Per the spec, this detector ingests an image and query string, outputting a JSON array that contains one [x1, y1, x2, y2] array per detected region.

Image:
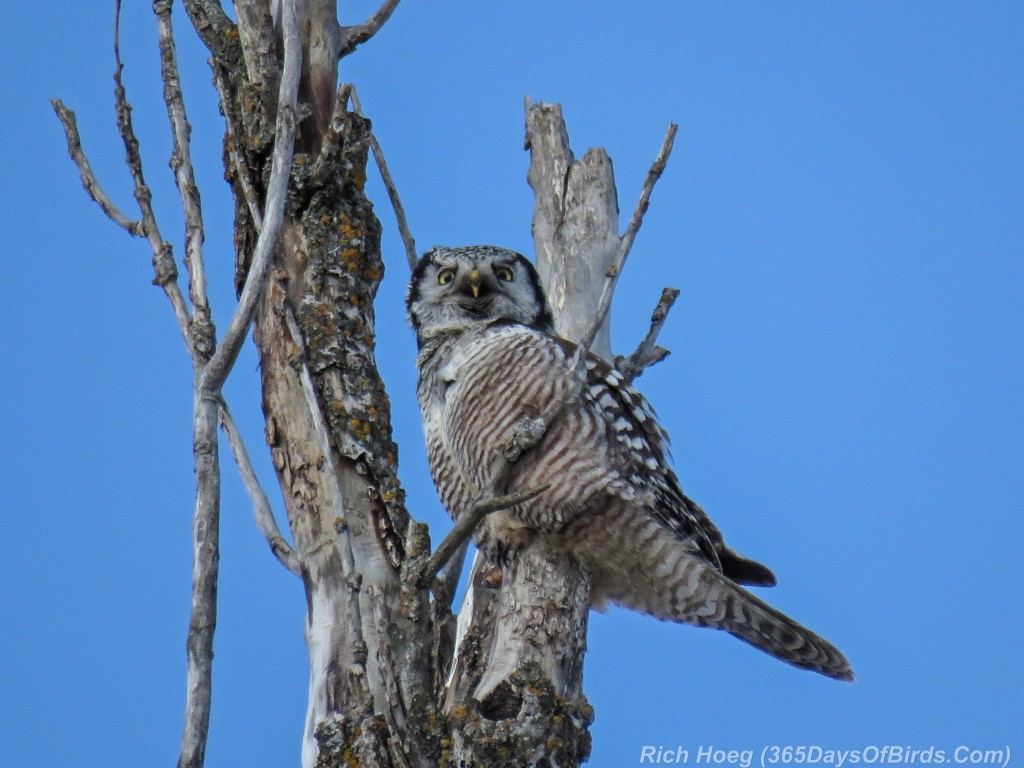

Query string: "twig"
[[199, 0, 301, 395], [218, 399, 301, 576], [350, 87, 418, 269], [337, 0, 403, 59], [283, 304, 371, 692], [420, 486, 550, 588], [50, 100, 143, 236], [616, 287, 680, 382], [567, 123, 678, 381], [112, 0, 193, 343], [155, 0, 209, 319], [212, 66, 263, 231]]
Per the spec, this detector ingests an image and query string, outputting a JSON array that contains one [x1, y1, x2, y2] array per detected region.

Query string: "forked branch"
[[569, 122, 678, 379], [617, 286, 680, 382]]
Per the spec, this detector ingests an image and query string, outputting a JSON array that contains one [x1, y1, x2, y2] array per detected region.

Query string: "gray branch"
[[178, 391, 221, 768], [155, 0, 212, 336], [234, 0, 278, 84], [284, 304, 371, 691], [198, 0, 301, 395], [112, 0, 193, 344], [180, 0, 238, 61], [50, 100, 143, 236], [337, 0, 403, 58], [569, 122, 678, 379], [218, 399, 301, 576], [350, 86, 418, 269], [212, 67, 264, 230], [616, 286, 680, 382], [419, 486, 550, 588]]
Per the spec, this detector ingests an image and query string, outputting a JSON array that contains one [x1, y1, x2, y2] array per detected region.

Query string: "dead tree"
[[53, 3, 677, 766]]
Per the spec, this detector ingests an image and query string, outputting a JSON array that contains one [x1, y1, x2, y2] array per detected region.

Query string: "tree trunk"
[[216, 16, 623, 757], [60, 4, 648, 765]]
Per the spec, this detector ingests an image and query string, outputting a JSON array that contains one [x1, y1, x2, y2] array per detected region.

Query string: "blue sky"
[[2, 2, 1022, 766]]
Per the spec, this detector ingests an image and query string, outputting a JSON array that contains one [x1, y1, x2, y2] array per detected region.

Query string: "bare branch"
[[616, 286, 680, 382], [283, 304, 371, 689], [198, 0, 302, 395], [50, 100, 143, 236], [420, 486, 550, 588], [112, 0, 193, 344], [218, 399, 302, 576], [155, 0, 209, 319], [350, 86, 418, 269], [434, 539, 469, 611], [233, 0, 279, 84], [569, 122, 678, 377], [178, 393, 221, 768], [212, 67, 263, 230], [180, 0, 238, 61], [338, 0, 402, 59]]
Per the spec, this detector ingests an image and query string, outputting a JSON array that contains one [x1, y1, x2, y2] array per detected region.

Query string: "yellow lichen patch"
[[453, 706, 468, 719], [361, 265, 383, 281], [339, 249, 360, 274], [348, 418, 372, 441], [339, 222, 360, 239]]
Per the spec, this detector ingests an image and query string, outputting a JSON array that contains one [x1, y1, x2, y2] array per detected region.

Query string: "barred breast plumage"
[[407, 245, 853, 681]]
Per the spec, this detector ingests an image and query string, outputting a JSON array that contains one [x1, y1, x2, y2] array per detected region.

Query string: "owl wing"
[[550, 337, 777, 587], [440, 321, 772, 586], [436, 322, 852, 680]]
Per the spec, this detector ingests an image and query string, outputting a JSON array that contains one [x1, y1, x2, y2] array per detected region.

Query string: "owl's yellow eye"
[[494, 266, 514, 282], [437, 268, 456, 285]]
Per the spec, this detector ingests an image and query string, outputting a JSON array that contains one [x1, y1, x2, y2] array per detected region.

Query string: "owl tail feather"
[[600, 547, 853, 681], [708, 573, 855, 682]]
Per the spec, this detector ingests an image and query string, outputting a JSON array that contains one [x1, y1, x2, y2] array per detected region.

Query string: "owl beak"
[[468, 269, 482, 298]]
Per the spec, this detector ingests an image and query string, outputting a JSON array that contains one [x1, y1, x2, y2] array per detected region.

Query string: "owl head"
[[406, 246, 554, 345]]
